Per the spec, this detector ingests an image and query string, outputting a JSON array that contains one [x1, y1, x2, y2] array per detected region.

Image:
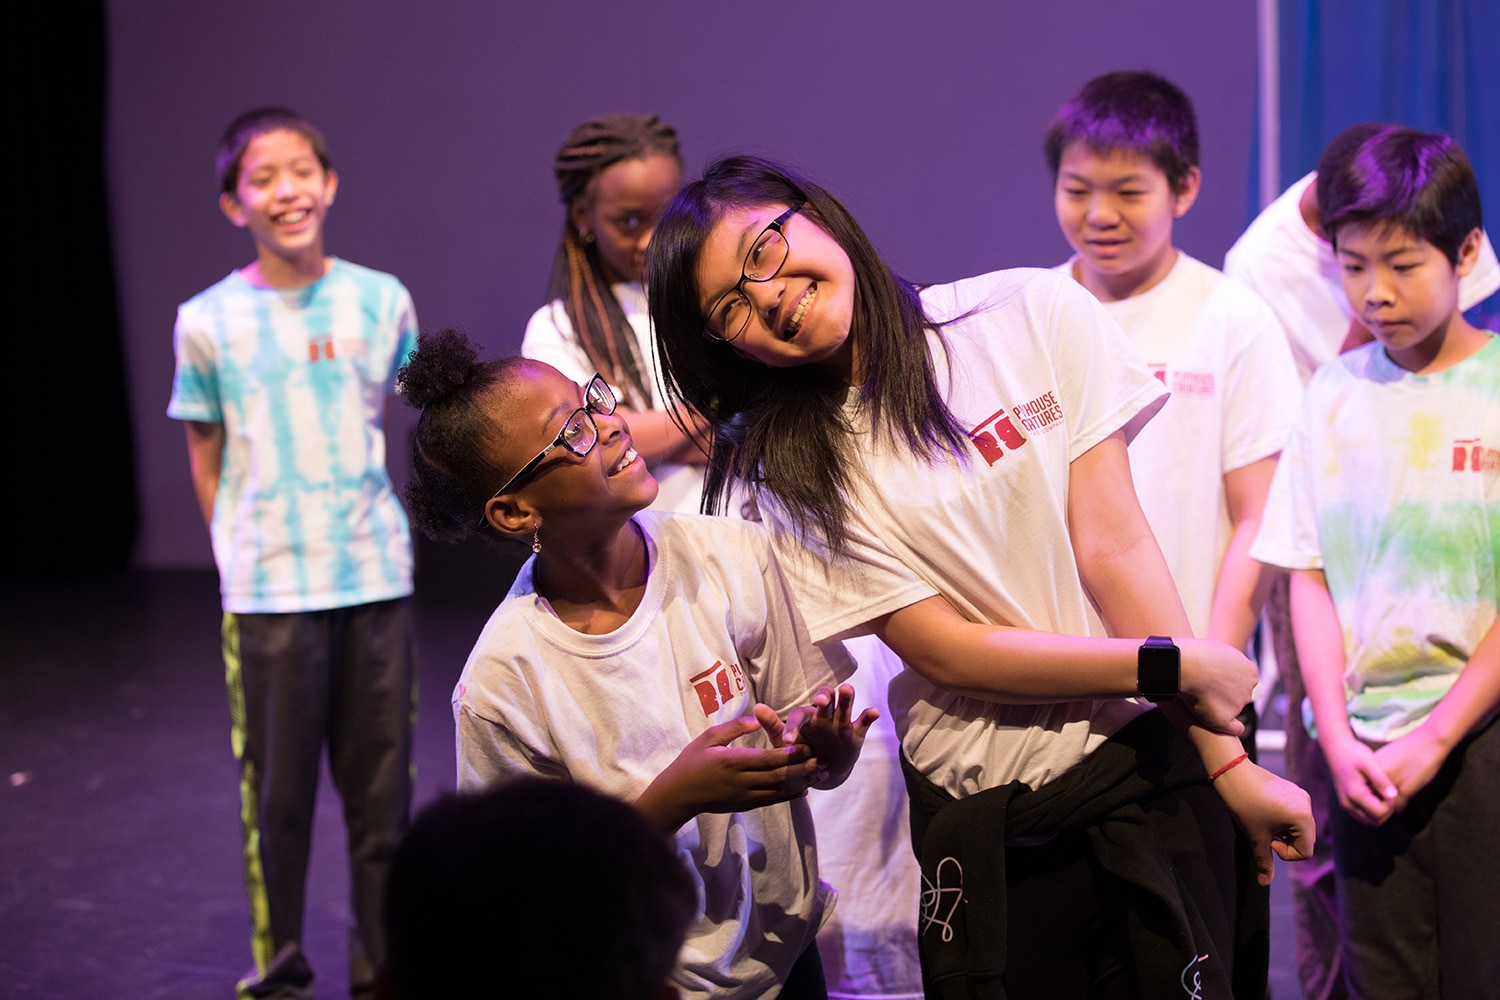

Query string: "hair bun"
[[398, 328, 482, 409]]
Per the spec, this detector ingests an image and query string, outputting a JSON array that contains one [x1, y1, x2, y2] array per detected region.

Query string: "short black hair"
[[383, 778, 697, 999], [1043, 70, 1199, 192], [1320, 125, 1483, 265], [215, 106, 332, 194]]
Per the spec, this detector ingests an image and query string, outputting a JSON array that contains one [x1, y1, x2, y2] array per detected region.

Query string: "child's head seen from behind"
[[382, 778, 697, 1000], [1044, 70, 1201, 301], [1321, 126, 1485, 372], [215, 107, 338, 286]]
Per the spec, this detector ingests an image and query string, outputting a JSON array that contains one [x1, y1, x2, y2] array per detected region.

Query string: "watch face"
[[1138, 638, 1181, 702]]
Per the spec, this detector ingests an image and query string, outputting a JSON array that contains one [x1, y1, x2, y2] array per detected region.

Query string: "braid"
[[553, 113, 679, 204], [544, 113, 681, 411], [562, 236, 644, 409]]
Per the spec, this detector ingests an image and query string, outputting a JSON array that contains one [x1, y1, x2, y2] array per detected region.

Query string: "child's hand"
[[1210, 760, 1315, 886], [1177, 638, 1259, 736], [634, 714, 822, 833], [1372, 728, 1447, 812], [755, 684, 879, 790], [1324, 737, 1398, 826]]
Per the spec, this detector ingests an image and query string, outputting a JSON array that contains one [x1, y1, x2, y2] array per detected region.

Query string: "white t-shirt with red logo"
[[760, 268, 1167, 795], [1057, 252, 1303, 638], [454, 509, 850, 1000]]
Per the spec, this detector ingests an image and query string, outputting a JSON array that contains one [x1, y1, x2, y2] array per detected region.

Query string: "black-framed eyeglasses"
[[702, 202, 804, 343], [482, 374, 616, 519]]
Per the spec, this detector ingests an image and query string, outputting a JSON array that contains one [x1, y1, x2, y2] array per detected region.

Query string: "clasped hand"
[[1327, 728, 1445, 827], [1177, 637, 1261, 736], [638, 684, 878, 832]]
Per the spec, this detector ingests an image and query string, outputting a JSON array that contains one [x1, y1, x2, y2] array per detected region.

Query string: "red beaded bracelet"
[[1207, 752, 1250, 782]]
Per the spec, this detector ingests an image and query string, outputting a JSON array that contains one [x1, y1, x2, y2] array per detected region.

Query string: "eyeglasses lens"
[[560, 411, 596, 457], [717, 232, 790, 341], [586, 376, 616, 415], [745, 230, 787, 280]]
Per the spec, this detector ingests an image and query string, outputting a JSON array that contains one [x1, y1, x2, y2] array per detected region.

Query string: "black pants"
[[223, 599, 416, 999], [1330, 713, 1500, 1000], [779, 942, 829, 1000]]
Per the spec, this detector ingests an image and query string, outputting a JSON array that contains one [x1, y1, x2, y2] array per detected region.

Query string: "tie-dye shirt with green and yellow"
[[1251, 335, 1500, 743]]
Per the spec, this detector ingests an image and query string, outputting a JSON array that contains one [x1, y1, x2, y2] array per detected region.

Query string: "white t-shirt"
[[1224, 172, 1500, 383], [807, 634, 923, 1000], [527, 284, 915, 998], [454, 510, 850, 1000], [761, 269, 1166, 795], [1250, 336, 1500, 743], [1057, 252, 1302, 637], [522, 282, 705, 513]]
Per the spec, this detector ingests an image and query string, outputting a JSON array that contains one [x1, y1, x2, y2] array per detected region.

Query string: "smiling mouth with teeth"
[[609, 447, 638, 475], [785, 283, 817, 339]]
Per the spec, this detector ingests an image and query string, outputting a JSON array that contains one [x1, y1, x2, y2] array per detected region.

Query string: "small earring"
[[579, 230, 595, 245], [531, 525, 542, 555]]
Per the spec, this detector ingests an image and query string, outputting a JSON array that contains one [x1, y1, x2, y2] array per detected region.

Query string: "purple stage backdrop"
[[109, 0, 1260, 569]]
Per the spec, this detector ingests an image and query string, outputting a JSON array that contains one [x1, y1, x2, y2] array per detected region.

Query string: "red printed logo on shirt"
[[1168, 370, 1216, 397], [689, 660, 747, 717], [969, 405, 1029, 466], [308, 336, 335, 362], [1453, 439, 1500, 473], [307, 336, 370, 363]]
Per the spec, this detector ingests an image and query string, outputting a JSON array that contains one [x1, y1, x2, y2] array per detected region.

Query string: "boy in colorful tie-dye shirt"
[[1251, 126, 1500, 999], [167, 107, 418, 1000]]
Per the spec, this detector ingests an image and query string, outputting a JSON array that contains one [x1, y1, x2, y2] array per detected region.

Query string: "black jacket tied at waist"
[[902, 709, 1268, 999]]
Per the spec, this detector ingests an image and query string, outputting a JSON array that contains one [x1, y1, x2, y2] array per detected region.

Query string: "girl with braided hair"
[[522, 112, 710, 513], [399, 327, 878, 1000]]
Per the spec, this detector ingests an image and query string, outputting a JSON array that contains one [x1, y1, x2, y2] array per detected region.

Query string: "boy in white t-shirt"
[[1251, 126, 1500, 999], [1045, 71, 1301, 730]]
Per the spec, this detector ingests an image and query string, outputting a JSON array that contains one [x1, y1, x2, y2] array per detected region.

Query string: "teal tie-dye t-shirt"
[[167, 259, 418, 614], [1252, 335, 1500, 742]]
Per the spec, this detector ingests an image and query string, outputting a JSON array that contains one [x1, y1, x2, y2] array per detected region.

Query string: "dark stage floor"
[[0, 569, 1299, 999]]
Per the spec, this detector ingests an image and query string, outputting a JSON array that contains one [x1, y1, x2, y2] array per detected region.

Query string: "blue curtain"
[[1261, 0, 1500, 319]]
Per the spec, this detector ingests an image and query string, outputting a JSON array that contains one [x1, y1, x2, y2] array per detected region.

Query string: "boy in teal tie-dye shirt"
[[1251, 126, 1500, 999], [167, 108, 417, 1000]]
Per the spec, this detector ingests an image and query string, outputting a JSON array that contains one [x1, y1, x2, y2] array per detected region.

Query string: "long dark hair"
[[546, 113, 681, 410], [646, 156, 967, 552]]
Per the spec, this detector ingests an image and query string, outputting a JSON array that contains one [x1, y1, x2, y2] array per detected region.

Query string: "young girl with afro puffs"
[[398, 328, 877, 1000]]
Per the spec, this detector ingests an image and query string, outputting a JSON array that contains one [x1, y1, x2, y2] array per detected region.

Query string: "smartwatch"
[[1137, 635, 1180, 703]]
